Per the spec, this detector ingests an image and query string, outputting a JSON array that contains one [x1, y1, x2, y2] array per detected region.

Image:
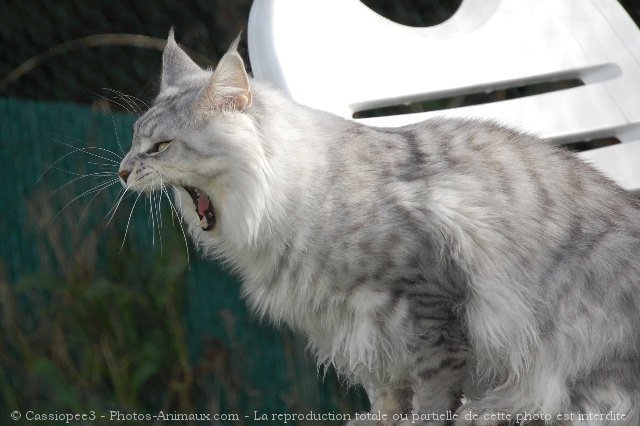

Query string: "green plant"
[[0, 190, 196, 424]]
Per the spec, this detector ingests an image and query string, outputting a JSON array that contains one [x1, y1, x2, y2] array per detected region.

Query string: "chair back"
[[249, 0, 640, 191]]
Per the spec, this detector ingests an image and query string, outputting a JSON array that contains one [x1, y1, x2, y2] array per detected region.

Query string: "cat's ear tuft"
[[228, 31, 242, 53], [199, 34, 252, 113], [168, 27, 176, 44], [161, 28, 202, 90]]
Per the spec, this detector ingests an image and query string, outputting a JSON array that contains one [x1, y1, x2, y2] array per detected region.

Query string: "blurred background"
[[1, 1, 639, 425]]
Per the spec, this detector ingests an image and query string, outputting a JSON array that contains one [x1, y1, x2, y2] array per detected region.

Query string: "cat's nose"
[[118, 169, 130, 183]]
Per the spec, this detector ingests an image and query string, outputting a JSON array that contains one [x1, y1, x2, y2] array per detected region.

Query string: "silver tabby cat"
[[118, 32, 640, 425]]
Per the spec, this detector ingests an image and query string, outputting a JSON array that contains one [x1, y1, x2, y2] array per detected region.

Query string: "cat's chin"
[[183, 186, 216, 231]]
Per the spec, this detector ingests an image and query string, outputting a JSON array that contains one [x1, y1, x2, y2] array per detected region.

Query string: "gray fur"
[[118, 35, 640, 425]]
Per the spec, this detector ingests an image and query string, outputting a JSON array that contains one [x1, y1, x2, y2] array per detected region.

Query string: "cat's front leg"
[[347, 385, 413, 426], [404, 342, 468, 426]]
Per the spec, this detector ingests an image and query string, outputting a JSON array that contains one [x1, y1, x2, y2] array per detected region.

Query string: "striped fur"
[[118, 35, 640, 425]]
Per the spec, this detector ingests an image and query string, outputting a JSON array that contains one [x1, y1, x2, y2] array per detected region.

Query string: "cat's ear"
[[161, 28, 202, 89], [199, 33, 252, 112]]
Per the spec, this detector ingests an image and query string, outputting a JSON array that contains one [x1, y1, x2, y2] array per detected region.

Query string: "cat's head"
[[118, 30, 267, 242]]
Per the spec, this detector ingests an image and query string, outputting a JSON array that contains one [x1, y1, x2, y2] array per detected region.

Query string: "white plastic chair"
[[248, 0, 640, 193]]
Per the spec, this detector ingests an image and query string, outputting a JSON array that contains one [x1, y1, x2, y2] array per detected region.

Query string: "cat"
[[117, 31, 640, 425]]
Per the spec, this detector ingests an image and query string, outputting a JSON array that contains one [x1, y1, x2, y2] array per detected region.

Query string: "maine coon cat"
[[117, 31, 640, 425]]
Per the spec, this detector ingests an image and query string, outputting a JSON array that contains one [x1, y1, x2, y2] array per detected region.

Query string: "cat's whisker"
[[119, 183, 148, 253], [79, 178, 120, 221], [47, 141, 122, 172], [158, 178, 165, 231], [53, 178, 119, 223], [104, 188, 134, 224], [114, 92, 142, 115], [86, 161, 118, 168], [144, 170, 157, 249], [148, 190, 162, 252], [77, 88, 129, 155], [162, 184, 190, 269], [107, 106, 126, 156], [91, 90, 136, 116], [174, 184, 184, 212], [105, 189, 131, 224], [121, 94, 144, 116], [155, 182, 161, 233], [155, 188, 164, 255], [52, 171, 117, 195], [115, 92, 142, 115], [163, 183, 177, 228], [147, 192, 155, 248], [103, 88, 150, 111], [152, 191, 159, 253], [101, 88, 146, 115], [154, 192, 160, 251], [104, 175, 146, 225], [36, 145, 119, 185], [51, 134, 124, 161], [43, 163, 105, 178], [52, 139, 122, 163]]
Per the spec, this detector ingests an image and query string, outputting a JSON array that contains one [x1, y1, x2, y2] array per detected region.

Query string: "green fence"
[[0, 97, 368, 424]]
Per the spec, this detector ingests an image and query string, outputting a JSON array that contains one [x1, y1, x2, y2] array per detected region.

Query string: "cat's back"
[[338, 116, 640, 287], [389, 118, 640, 306], [380, 117, 640, 224], [313, 115, 640, 282]]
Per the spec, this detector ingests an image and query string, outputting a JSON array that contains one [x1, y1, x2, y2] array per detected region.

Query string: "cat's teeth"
[[200, 216, 208, 229]]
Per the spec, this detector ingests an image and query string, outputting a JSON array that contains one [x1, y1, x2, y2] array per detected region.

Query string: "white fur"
[[118, 36, 640, 425]]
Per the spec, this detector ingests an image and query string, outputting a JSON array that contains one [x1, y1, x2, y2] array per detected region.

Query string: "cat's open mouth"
[[184, 186, 215, 231]]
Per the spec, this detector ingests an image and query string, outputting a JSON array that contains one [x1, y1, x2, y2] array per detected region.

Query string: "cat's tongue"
[[197, 193, 210, 218], [183, 185, 215, 231]]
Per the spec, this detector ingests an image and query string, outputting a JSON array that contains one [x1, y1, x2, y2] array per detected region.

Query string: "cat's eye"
[[148, 140, 172, 154]]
